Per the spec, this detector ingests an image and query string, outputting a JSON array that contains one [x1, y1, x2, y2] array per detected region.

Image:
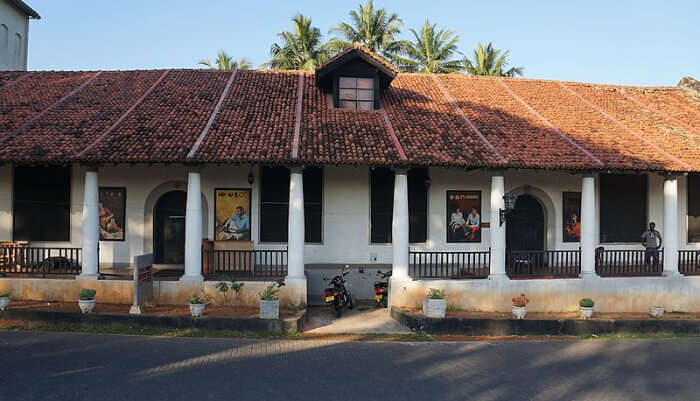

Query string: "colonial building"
[[0, 0, 40, 71], [0, 45, 699, 312]]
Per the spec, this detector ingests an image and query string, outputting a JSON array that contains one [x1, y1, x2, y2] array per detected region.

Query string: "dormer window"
[[339, 77, 375, 110]]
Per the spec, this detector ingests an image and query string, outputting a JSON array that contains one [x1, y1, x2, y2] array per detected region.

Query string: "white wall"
[[0, 165, 695, 266], [0, 0, 29, 71]]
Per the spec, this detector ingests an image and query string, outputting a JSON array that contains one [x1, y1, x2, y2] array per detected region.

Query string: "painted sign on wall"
[[99, 187, 126, 241], [446, 190, 482, 243], [563, 192, 582, 242], [215, 188, 251, 241]]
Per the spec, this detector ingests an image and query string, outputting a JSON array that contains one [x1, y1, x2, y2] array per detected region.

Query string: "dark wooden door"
[[506, 194, 545, 252], [154, 191, 186, 264]]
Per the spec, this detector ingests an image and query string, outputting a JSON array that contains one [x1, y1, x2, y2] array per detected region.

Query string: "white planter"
[[650, 306, 665, 319], [579, 306, 594, 320], [78, 299, 95, 314], [0, 296, 11, 311], [260, 299, 279, 319], [423, 298, 446, 318], [512, 306, 527, 320], [189, 303, 205, 317]]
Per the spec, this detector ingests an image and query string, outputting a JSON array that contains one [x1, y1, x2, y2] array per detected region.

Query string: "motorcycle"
[[373, 270, 391, 308], [322, 265, 355, 317]]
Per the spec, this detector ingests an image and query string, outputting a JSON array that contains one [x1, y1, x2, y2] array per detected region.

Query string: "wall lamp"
[[499, 192, 518, 226]]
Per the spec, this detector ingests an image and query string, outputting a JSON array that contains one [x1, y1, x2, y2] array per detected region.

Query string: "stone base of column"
[[488, 273, 509, 281], [179, 275, 204, 282], [76, 273, 100, 281], [282, 277, 307, 307], [579, 271, 599, 280], [663, 270, 682, 278]]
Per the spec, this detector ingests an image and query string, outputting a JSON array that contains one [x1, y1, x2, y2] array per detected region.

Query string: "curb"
[[391, 309, 700, 336], [0, 309, 305, 334]]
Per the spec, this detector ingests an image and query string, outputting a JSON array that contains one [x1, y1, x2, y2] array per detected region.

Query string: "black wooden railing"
[[506, 249, 581, 278], [679, 250, 700, 275], [0, 246, 82, 276], [595, 248, 663, 276], [202, 249, 287, 278], [409, 250, 490, 279]]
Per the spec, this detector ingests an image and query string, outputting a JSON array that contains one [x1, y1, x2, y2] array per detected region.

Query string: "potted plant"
[[511, 293, 529, 319], [259, 281, 283, 319], [0, 292, 11, 311], [188, 292, 213, 317], [650, 306, 665, 319], [78, 289, 96, 314], [423, 288, 447, 318], [579, 298, 595, 319]]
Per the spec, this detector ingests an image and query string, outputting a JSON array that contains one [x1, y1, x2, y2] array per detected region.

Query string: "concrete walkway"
[[304, 304, 411, 334]]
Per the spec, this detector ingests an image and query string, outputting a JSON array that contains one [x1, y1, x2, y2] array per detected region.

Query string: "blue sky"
[[26, 0, 699, 86]]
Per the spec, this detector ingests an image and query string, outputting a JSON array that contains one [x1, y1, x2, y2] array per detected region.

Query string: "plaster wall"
[[0, 0, 29, 71]]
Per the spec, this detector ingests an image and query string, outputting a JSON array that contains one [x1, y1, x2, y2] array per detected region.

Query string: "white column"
[[182, 170, 203, 281], [580, 174, 597, 277], [79, 168, 99, 278], [287, 167, 305, 280], [489, 174, 507, 279], [663, 175, 679, 276], [391, 169, 409, 280]]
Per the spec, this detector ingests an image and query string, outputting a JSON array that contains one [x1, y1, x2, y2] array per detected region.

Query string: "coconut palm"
[[462, 42, 523, 77], [266, 14, 331, 70], [199, 50, 252, 70], [328, 0, 404, 61], [400, 21, 462, 73]]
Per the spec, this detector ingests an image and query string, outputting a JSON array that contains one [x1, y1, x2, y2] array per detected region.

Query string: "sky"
[[24, 0, 699, 86]]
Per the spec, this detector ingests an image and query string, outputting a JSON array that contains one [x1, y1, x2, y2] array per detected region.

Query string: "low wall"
[[0, 277, 307, 308], [390, 275, 700, 313]]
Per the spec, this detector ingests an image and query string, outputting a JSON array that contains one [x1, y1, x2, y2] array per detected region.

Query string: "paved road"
[[1, 331, 698, 401]]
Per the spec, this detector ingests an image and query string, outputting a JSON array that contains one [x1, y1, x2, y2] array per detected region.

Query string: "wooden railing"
[[202, 249, 287, 278], [679, 250, 700, 275], [595, 248, 663, 276], [506, 249, 581, 278], [409, 250, 490, 279], [0, 246, 82, 276]]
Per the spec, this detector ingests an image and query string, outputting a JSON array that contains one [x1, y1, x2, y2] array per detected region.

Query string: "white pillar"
[[663, 175, 679, 276], [182, 170, 203, 281], [489, 174, 507, 279], [287, 167, 305, 280], [391, 169, 409, 280], [580, 174, 597, 277], [79, 168, 99, 279]]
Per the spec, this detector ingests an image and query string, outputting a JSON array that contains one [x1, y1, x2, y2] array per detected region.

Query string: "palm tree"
[[400, 21, 462, 73], [328, 0, 404, 61], [462, 42, 523, 77], [199, 50, 252, 70], [266, 14, 331, 71]]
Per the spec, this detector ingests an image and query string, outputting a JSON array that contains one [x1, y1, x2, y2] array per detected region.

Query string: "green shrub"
[[260, 282, 282, 300], [79, 288, 96, 301], [426, 288, 446, 299], [215, 275, 245, 308], [579, 298, 595, 308], [189, 292, 213, 305]]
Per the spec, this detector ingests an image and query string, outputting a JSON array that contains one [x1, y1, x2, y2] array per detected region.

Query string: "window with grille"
[[599, 173, 647, 243], [688, 173, 700, 243], [338, 77, 375, 110], [13, 166, 71, 241]]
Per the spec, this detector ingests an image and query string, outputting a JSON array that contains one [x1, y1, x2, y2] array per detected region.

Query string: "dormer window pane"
[[338, 76, 375, 110]]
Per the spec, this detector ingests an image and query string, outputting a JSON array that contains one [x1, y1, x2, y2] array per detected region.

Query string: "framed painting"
[[446, 191, 482, 243], [563, 192, 582, 242], [99, 187, 126, 241], [215, 188, 251, 241]]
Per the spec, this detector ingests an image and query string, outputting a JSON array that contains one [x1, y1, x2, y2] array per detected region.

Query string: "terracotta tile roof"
[[317, 42, 400, 77], [0, 69, 698, 172]]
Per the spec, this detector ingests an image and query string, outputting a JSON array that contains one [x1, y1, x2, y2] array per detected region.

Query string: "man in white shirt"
[[641, 222, 663, 268]]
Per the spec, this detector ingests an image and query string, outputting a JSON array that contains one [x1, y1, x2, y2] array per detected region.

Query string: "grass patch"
[[579, 332, 700, 340]]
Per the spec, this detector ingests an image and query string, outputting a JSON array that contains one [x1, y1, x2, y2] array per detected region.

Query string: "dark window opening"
[[688, 173, 700, 243], [599, 174, 647, 243], [338, 77, 375, 110], [370, 168, 429, 244], [259, 166, 323, 243], [13, 165, 71, 242]]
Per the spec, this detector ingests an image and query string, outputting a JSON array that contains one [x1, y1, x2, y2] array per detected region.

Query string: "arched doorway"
[[506, 194, 545, 252], [153, 191, 187, 265]]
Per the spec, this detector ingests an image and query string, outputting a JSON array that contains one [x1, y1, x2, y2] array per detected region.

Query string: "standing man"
[[641, 222, 663, 268]]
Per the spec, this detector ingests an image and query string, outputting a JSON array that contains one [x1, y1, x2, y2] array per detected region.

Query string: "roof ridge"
[[77, 70, 170, 158], [380, 108, 408, 162], [0, 71, 103, 147], [498, 78, 604, 167], [559, 82, 691, 170], [619, 88, 700, 137], [291, 73, 305, 160], [431, 74, 508, 165], [187, 69, 238, 159]]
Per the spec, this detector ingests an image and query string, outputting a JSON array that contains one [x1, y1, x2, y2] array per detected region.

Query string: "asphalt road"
[[1, 331, 698, 401]]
